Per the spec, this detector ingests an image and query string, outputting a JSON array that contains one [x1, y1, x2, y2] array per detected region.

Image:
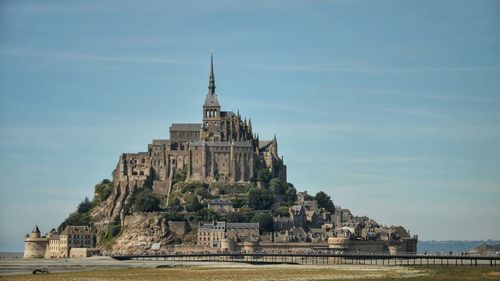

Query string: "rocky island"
[[24, 54, 417, 258]]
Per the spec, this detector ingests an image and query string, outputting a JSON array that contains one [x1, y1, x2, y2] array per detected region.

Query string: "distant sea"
[[418, 240, 500, 254], [0, 252, 23, 259]]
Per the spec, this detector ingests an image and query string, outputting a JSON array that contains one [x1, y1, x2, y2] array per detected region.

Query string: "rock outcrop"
[[102, 213, 179, 255]]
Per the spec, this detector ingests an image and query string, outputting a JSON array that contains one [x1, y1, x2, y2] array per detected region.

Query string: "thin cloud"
[[228, 61, 500, 74], [4, 47, 499, 75], [346, 156, 427, 164], [0, 47, 203, 66], [380, 108, 454, 120], [224, 98, 335, 117], [330, 88, 500, 104]]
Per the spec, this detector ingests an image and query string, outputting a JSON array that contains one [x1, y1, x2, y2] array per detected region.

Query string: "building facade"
[[24, 225, 94, 259]]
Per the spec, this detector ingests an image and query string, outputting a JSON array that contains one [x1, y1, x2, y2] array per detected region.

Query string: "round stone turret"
[[24, 225, 47, 258]]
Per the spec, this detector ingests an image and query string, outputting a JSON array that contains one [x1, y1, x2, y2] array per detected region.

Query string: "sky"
[[0, 0, 499, 252]]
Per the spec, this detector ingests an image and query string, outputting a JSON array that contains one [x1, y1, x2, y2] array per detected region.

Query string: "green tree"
[[77, 197, 92, 214], [247, 188, 274, 210], [185, 196, 203, 212], [251, 213, 274, 233], [315, 191, 334, 212], [285, 184, 297, 204], [269, 178, 286, 194], [194, 186, 211, 199], [58, 211, 92, 232], [275, 206, 289, 217], [256, 168, 272, 184], [161, 211, 185, 221], [172, 167, 187, 185], [132, 189, 161, 212], [239, 207, 255, 222], [226, 212, 247, 223], [94, 179, 113, 203], [232, 198, 244, 208], [169, 197, 181, 211]]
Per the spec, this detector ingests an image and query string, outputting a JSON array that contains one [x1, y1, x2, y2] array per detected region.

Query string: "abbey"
[[109, 54, 286, 216]]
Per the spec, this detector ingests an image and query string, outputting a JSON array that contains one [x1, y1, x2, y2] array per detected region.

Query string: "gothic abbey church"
[[109, 54, 286, 217]]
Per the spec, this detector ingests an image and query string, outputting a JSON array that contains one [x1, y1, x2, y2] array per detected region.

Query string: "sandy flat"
[[0, 256, 427, 279]]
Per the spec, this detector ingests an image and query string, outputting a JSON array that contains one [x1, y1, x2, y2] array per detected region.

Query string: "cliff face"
[[93, 161, 154, 220], [100, 213, 189, 255]]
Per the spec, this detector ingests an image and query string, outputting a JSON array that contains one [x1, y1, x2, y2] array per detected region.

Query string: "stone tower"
[[201, 51, 222, 141], [24, 225, 47, 258]]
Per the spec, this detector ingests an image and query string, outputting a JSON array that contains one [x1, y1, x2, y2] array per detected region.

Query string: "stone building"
[[207, 199, 233, 213], [289, 205, 307, 228], [24, 226, 47, 258], [197, 221, 260, 246], [197, 221, 226, 247], [226, 223, 259, 242], [109, 53, 287, 217], [24, 225, 94, 259]]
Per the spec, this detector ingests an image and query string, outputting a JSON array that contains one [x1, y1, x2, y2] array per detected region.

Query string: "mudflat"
[[0, 257, 498, 281]]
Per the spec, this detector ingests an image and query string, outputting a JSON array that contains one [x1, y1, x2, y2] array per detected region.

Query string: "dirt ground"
[[0, 257, 498, 281]]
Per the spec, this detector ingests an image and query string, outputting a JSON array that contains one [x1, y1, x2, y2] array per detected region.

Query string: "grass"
[[1, 266, 499, 281]]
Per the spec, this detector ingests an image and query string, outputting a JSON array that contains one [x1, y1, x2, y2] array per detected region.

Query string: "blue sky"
[[0, 0, 499, 251]]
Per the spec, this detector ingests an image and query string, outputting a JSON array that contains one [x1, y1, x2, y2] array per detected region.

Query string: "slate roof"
[[191, 141, 253, 147], [60, 226, 91, 235], [204, 93, 220, 107], [259, 140, 273, 150], [227, 223, 259, 230], [169, 123, 202, 131], [208, 199, 232, 205]]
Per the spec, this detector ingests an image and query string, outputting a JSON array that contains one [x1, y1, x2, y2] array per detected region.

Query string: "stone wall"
[[69, 248, 100, 258], [174, 244, 213, 253], [24, 239, 47, 258]]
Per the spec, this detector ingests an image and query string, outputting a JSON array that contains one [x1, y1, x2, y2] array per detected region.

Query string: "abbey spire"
[[204, 50, 220, 107], [208, 51, 216, 94]]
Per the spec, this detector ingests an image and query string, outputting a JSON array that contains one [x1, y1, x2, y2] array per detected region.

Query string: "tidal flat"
[[0, 257, 499, 281]]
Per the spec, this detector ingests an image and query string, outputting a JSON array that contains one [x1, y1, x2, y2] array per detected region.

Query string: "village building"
[[24, 225, 95, 259], [207, 199, 233, 213], [197, 221, 226, 247]]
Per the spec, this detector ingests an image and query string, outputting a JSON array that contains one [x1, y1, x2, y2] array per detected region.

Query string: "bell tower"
[[202, 51, 222, 141]]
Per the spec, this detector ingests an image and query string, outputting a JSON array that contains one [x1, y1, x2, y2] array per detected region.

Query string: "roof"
[[309, 228, 327, 234], [191, 141, 253, 147], [32, 225, 40, 233], [169, 123, 202, 131], [259, 140, 273, 150], [61, 225, 91, 235], [220, 111, 235, 118], [199, 221, 226, 230], [208, 199, 232, 205], [151, 139, 169, 144], [204, 93, 220, 107], [227, 223, 259, 230]]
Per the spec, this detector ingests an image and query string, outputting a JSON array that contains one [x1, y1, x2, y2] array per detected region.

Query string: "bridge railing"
[[111, 252, 499, 267]]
